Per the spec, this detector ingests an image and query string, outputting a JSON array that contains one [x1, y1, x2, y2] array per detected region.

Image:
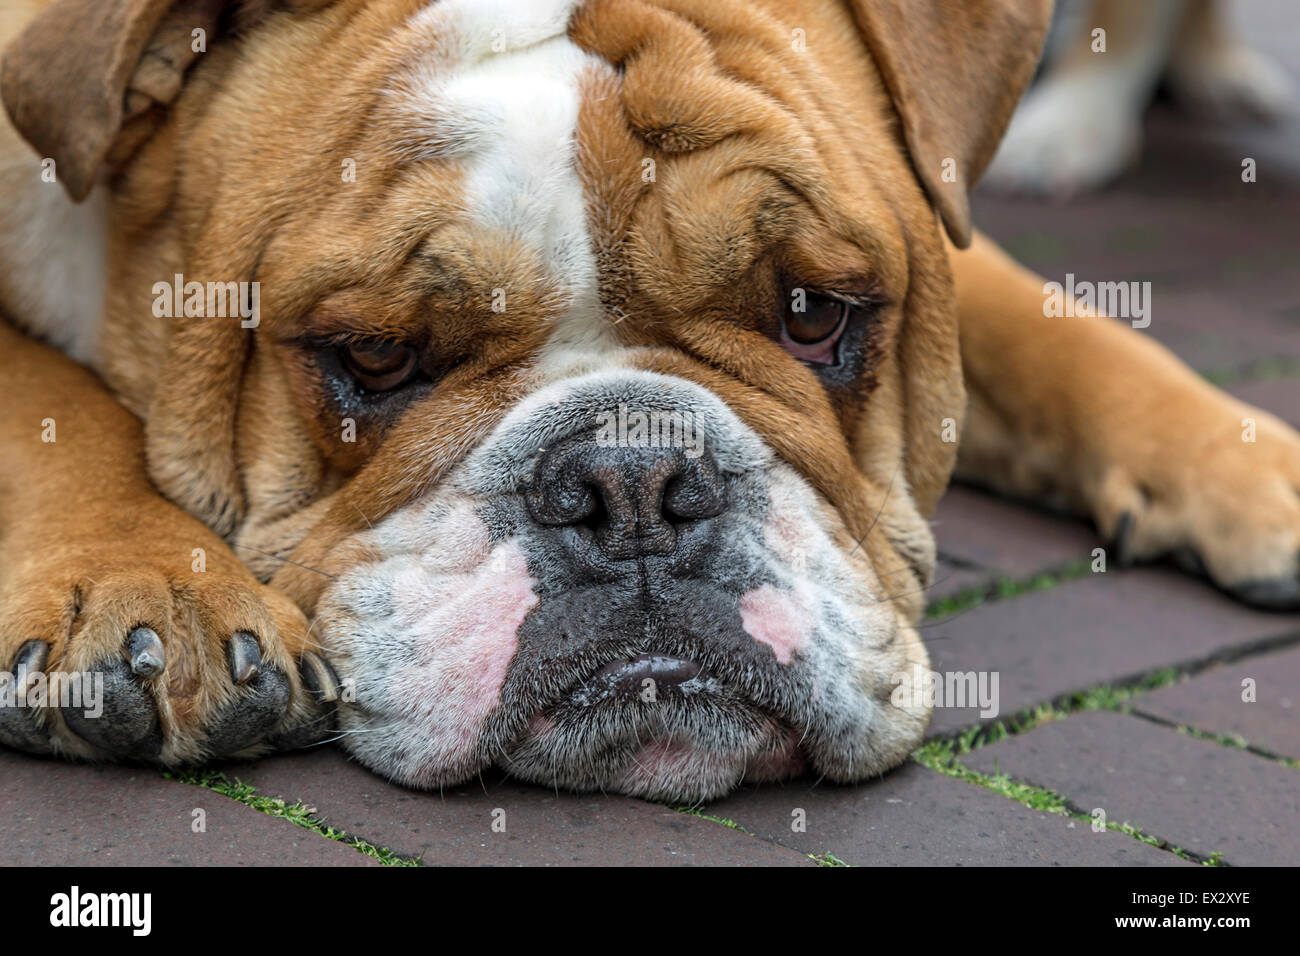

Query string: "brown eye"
[[781, 291, 850, 365], [341, 340, 419, 392]]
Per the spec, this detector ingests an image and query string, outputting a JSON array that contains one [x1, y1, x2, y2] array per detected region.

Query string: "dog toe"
[[268, 651, 342, 751], [61, 651, 163, 758], [0, 641, 55, 754], [1224, 559, 1300, 611], [204, 647, 291, 757]]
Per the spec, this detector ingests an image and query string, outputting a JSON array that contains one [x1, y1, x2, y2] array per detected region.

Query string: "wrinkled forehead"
[[293, 0, 905, 327], [383, 0, 602, 278]]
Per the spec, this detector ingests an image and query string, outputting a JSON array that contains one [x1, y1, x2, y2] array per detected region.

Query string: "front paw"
[[1094, 401, 1300, 610], [1167, 41, 1296, 123], [0, 533, 342, 762]]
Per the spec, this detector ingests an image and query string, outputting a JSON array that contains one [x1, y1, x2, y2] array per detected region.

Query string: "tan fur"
[[951, 233, 1300, 588]]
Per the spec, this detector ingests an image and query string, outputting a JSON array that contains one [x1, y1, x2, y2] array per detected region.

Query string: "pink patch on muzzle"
[[739, 583, 812, 665], [386, 542, 538, 762]]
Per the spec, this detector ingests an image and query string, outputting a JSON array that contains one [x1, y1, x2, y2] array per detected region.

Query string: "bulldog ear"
[[0, 0, 231, 201], [846, 0, 1051, 248]]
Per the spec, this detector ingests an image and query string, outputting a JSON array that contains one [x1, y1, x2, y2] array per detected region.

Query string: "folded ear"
[[0, 0, 237, 201], [847, 0, 1051, 248]]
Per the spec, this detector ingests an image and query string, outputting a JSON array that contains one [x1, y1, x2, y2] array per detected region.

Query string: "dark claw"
[[0, 641, 53, 754], [226, 631, 262, 685], [268, 653, 341, 751], [205, 664, 290, 756], [61, 657, 162, 759], [299, 650, 341, 703], [13, 640, 50, 685], [126, 627, 165, 677], [1110, 511, 1136, 567]]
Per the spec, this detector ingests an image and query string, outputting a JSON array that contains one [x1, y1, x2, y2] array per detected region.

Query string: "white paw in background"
[[981, 71, 1146, 199], [1166, 41, 1296, 122]]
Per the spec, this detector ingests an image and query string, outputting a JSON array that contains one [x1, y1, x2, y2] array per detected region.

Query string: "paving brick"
[[0, 750, 375, 866], [922, 568, 1294, 735], [219, 747, 812, 866], [932, 484, 1099, 578], [963, 711, 1300, 865], [1229, 378, 1300, 427], [703, 761, 1188, 866], [1132, 645, 1300, 760]]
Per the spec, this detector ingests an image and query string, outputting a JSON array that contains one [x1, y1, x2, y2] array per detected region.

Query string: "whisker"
[[233, 543, 337, 579], [875, 571, 960, 606], [847, 463, 902, 559], [350, 501, 375, 530]]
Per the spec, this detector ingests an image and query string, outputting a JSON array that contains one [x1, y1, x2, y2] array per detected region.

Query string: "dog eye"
[[781, 291, 850, 365], [340, 340, 419, 392]]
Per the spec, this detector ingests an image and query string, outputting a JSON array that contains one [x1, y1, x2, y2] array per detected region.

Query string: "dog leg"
[[1165, 0, 1295, 122], [949, 232, 1300, 609], [0, 320, 339, 762], [982, 0, 1185, 197]]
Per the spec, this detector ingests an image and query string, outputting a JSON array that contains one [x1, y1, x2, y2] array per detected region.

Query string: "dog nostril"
[[576, 487, 607, 535], [526, 431, 727, 559], [662, 461, 725, 524]]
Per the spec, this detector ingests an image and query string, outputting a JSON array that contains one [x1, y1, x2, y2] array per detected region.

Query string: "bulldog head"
[[3, 0, 1048, 800]]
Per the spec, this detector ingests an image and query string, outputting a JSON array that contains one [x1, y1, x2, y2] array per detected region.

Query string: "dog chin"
[[500, 700, 810, 803]]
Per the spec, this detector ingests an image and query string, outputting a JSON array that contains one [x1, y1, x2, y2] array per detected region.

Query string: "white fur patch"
[[0, 162, 106, 364], [397, 0, 615, 368]]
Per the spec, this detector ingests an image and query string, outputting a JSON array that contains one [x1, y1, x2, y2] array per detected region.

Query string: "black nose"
[[525, 431, 726, 559]]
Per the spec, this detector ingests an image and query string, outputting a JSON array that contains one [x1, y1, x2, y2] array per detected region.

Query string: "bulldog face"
[[6, 0, 1046, 800]]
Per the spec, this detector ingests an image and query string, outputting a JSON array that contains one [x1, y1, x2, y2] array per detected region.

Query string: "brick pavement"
[[1, 0, 1297, 866]]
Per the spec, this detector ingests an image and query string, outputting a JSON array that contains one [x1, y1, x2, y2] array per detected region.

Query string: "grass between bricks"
[[914, 738, 1220, 865], [1201, 355, 1300, 387], [1141, 719, 1300, 771], [924, 557, 1095, 621], [164, 768, 420, 866], [911, 669, 1229, 865], [668, 806, 853, 866], [669, 623, 1300, 864], [679, 471, 1300, 862], [668, 805, 750, 833]]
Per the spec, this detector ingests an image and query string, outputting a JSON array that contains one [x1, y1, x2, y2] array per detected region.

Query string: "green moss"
[[165, 768, 419, 866], [1201, 355, 1300, 387], [667, 805, 751, 833], [1171, 724, 1300, 771], [911, 742, 1215, 863], [908, 668, 1241, 863], [926, 557, 1095, 621]]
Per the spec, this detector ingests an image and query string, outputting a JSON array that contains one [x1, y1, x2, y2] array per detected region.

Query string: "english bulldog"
[[1, 0, 1298, 803]]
